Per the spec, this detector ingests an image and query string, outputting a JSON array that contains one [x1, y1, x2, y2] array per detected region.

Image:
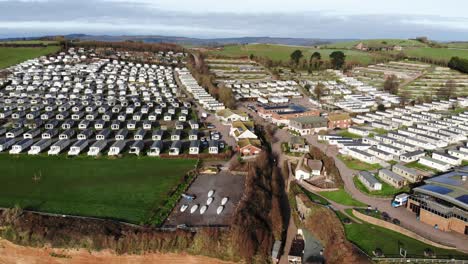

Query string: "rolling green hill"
[[323, 39, 428, 49]]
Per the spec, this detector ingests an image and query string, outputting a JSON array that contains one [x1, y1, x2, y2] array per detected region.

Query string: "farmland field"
[[0, 46, 61, 69], [324, 39, 428, 49], [208, 44, 378, 65], [0, 155, 196, 224], [401, 47, 468, 61]]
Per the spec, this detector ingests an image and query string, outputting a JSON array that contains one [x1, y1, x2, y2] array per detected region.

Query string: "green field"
[[353, 175, 409, 197], [0, 155, 196, 224], [0, 40, 59, 45], [208, 44, 377, 65], [318, 188, 366, 206], [0, 46, 61, 69], [324, 39, 428, 49], [338, 155, 382, 171], [401, 47, 468, 62], [340, 210, 467, 259]]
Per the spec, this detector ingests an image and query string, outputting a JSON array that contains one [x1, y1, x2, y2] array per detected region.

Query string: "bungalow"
[[357, 171, 382, 191], [134, 128, 147, 140], [237, 138, 262, 157], [230, 121, 258, 141], [418, 156, 452, 172], [48, 139, 71, 155], [148, 140, 164, 156], [189, 140, 200, 155], [294, 155, 322, 180], [68, 140, 88, 156], [108, 140, 126, 156], [129, 140, 145, 155], [288, 116, 328, 136], [432, 152, 461, 166], [169, 141, 182, 156], [28, 139, 52, 155], [347, 148, 378, 164], [87, 140, 107, 156], [0, 138, 16, 152], [327, 113, 351, 129], [378, 169, 407, 188], [216, 108, 249, 124], [208, 140, 219, 154], [392, 164, 422, 183]]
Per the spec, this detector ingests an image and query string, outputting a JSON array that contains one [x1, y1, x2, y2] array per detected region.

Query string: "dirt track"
[[0, 239, 235, 264]]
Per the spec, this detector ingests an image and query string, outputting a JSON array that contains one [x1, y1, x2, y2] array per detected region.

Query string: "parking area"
[[163, 172, 245, 227]]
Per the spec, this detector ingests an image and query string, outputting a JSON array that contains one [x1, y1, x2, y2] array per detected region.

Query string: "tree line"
[[448, 56, 468, 74]]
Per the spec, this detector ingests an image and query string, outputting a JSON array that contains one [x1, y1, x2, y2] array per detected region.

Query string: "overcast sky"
[[1, 0, 468, 41]]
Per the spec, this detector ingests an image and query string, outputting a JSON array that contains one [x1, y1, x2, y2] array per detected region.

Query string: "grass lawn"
[[0, 46, 61, 69], [406, 161, 438, 173], [337, 130, 362, 139], [338, 155, 382, 171], [0, 154, 197, 224], [353, 175, 409, 198], [342, 210, 468, 259], [318, 188, 366, 207], [208, 44, 377, 65]]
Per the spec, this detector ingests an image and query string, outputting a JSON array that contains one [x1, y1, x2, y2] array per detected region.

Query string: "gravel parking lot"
[[163, 172, 245, 227]]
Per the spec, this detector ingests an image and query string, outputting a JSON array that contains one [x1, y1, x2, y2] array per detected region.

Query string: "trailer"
[[108, 140, 126, 156], [87, 140, 107, 156], [48, 139, 71, 155], [68, 139, 88, 156], [28, 139, 52, 155], [9, 138, 34, 154], [129, 140, 145, 155], [0, 138, 16, 152]]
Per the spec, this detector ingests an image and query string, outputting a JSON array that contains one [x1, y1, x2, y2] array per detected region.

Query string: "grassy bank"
[[0, 154, 196, 224], [0, 46, 61, 69], [318, 188, 366, 206], [338, 155, 382, 171]]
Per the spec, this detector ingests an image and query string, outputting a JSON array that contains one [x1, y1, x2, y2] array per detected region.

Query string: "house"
[[357, 171, 382, 191], [288, 136, 309, 153], [129, 140, 145, 155], [399, 150, 425, 163], [208, 140, 219, 154], [189, 140, 200, 155], [392, 164, 423, 183], [68, 140, 88, 156], [288, 116, 328, 135], [169, 140, 182, 155], [148, 140, 163, 156], [48, 139, 71, 155], [230, 121, 258, 141], [216, 108, 249, 124], [354, 42, 368, 51], [378, 169, 407, 188], [108, 140, 126, 156], [237, 138, 262, 157], [294, 155, 322, 180], [327, 113, 351, 129], [419, 156, 452, 172]]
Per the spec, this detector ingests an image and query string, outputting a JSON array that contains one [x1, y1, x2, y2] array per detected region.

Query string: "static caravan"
[[0, 138, 15, 152], [189, 130, 198, 140], [152, 130, 164, 140], [41, 129, 58, 139], [59, 129, 75, 140], [9, 138, 34, 154], [171, 130, 181, 141], [189, 120, 199, 130], [115, 129, 129, 140], [86, 112, 98, 121], [127, 120, 137, 130], [108, 140, 126, 156], [28, 139, 52, 155], [78, 120, 91, 130], [110, 120, 121, 130], [45, 120, 59, 130], [56, 111, 70, 120], [23, 128, 41, 139], [48, 139, 71, 155], [6, 127, 24, 138], [148, 140, 163, 156], [169, 141, 182, 156], [96, 128, 111, 140], [94, 120, 106, 130], [142, 120, 152, 130], [134, 128, 147, 140], [87, 140, 107, 156], [77, 128, 94, 140], [68, 139, 89, 156], [61, 120, 75, 129], [189, 140, 200, 155], [129, 140, 145, 155], [208, 140, 219, 154], [71, 112, 84, 120]]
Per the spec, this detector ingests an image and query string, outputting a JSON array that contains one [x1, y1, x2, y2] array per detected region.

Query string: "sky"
[[1, 0, 468, 41]]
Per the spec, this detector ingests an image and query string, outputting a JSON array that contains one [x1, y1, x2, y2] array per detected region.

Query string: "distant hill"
[[322, 39, 429, 49]]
